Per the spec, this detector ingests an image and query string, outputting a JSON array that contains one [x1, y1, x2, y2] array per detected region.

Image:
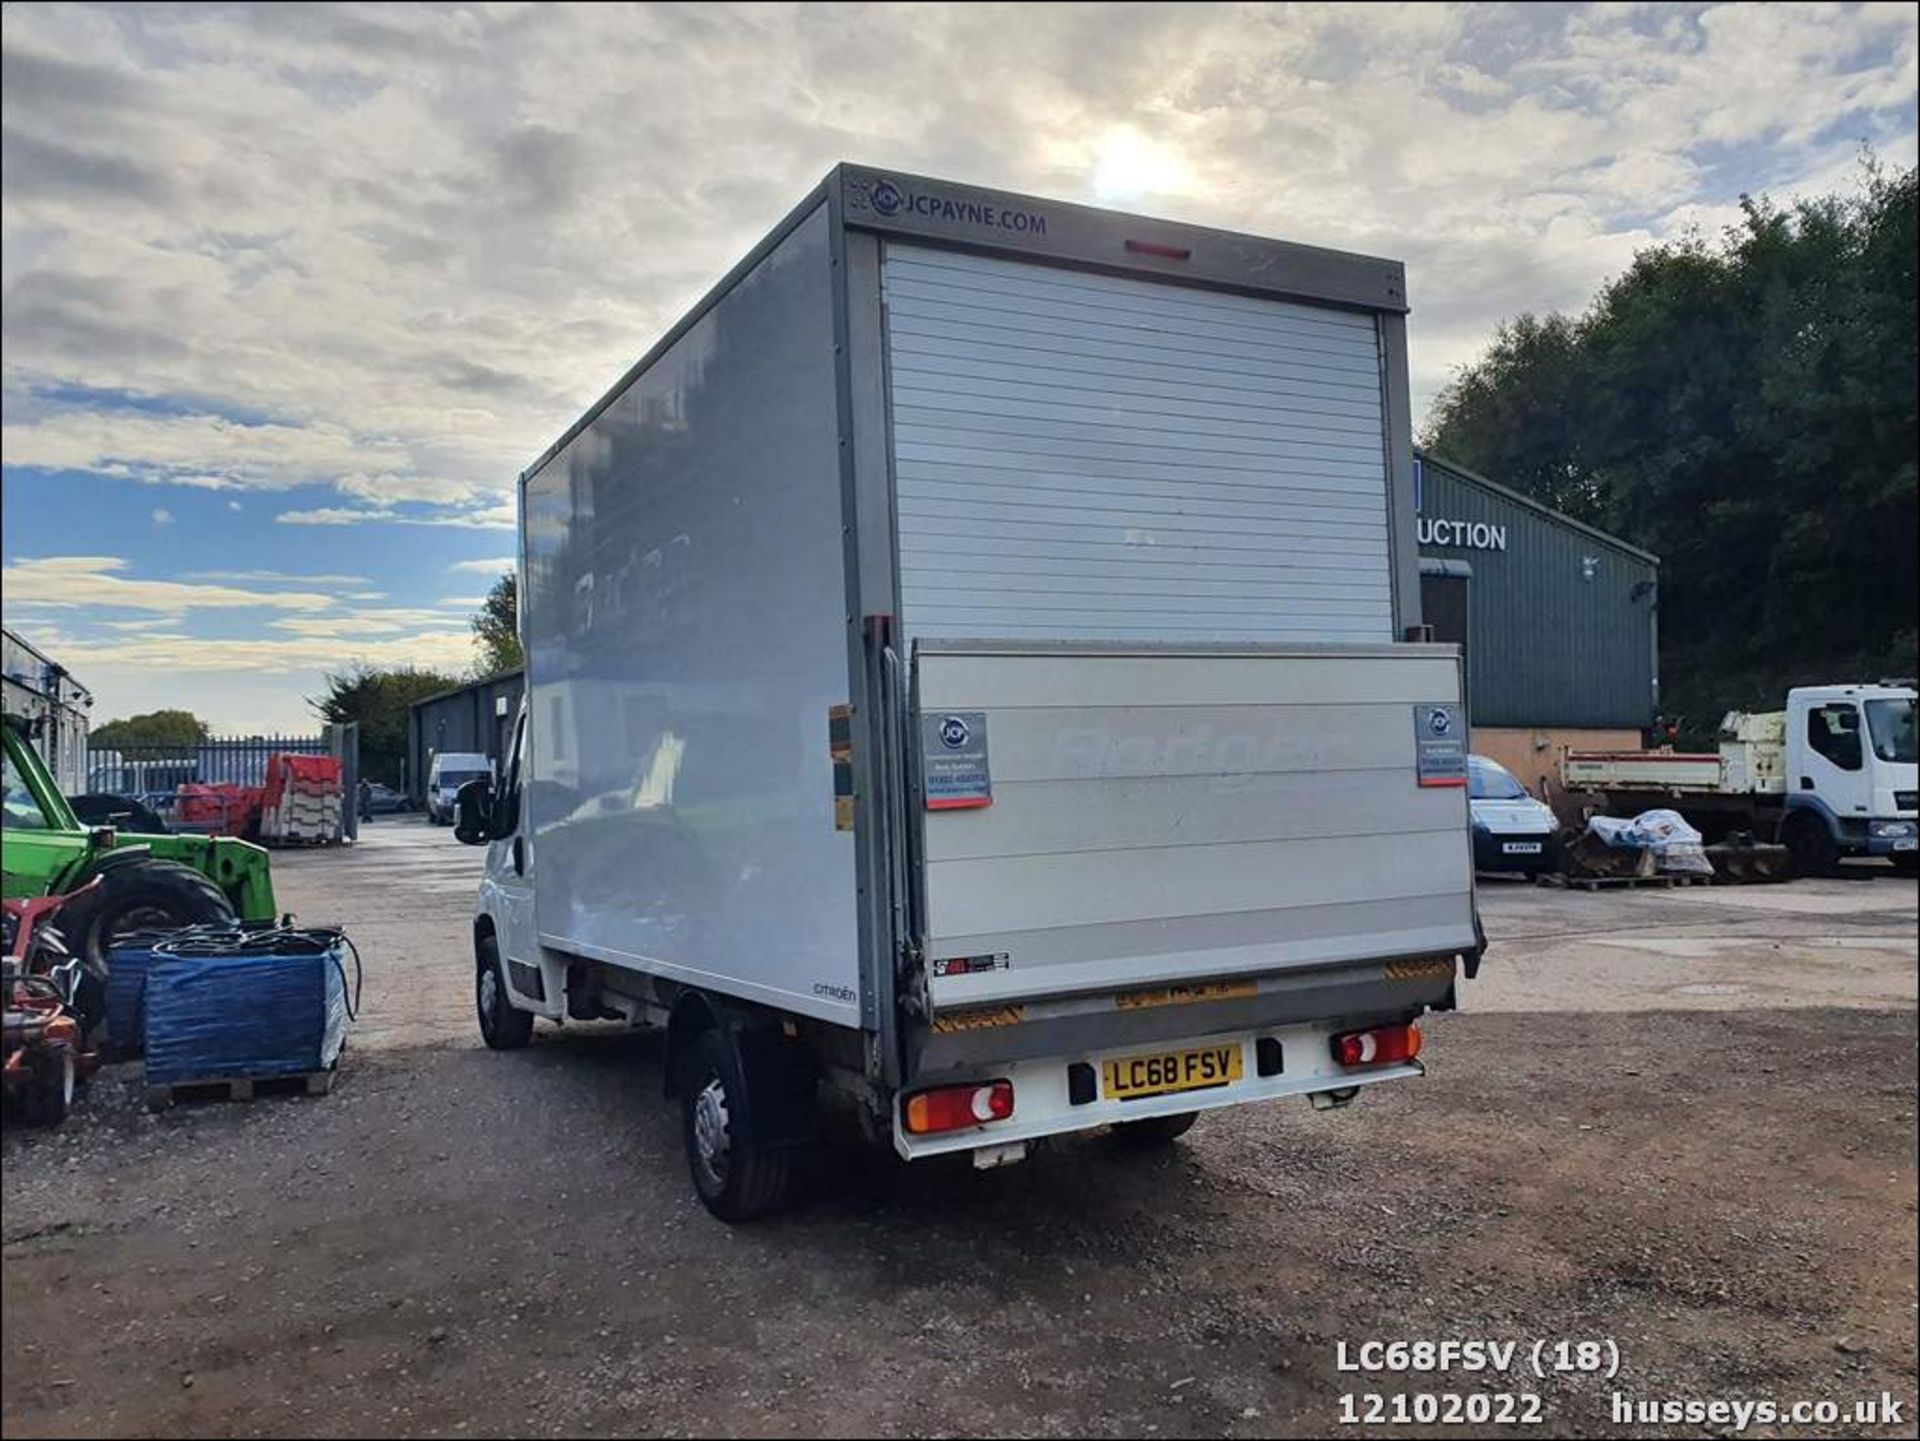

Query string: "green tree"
[[310, 664, 460, 787], [1424, 160, 1917, 738], [89, 708, 210, 755], [1421, 313, 1601, 524], [470, 571, 522, 676]]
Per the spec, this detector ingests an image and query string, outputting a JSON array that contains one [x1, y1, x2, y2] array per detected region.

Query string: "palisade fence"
[[80, 722, 360, 842]]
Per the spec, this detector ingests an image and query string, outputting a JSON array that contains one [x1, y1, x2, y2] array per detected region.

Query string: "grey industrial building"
[[1415, 450, 1659, 796], [405, 669, 524, 807], [405, 454, 1656, 809]]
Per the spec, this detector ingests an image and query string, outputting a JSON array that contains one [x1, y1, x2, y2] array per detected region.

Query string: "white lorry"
[[456, 167, 1483, 1219], [1561, 684, 1917, 876]]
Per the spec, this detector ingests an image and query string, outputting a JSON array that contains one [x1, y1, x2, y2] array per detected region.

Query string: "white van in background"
[[426, 751, 492, 824]]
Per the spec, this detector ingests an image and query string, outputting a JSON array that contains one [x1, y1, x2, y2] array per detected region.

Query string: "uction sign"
[[1416, 516, 1508, 551]]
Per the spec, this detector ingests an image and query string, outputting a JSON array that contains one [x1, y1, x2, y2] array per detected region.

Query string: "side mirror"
[[454, 779, 496, 846]]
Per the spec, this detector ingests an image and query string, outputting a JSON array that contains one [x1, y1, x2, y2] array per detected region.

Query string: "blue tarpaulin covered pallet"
[[105, 921, 292, 1058], [105, 931, 168, 1057], [143, 929, 355, 1088]]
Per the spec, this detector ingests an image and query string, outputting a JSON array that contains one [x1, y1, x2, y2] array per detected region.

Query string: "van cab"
[[426, 751, 492, 825]]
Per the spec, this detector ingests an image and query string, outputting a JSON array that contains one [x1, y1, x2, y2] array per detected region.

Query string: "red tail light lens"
[[1331, 1024, 1423, 1069], [903, 1080, 1014, 1135]]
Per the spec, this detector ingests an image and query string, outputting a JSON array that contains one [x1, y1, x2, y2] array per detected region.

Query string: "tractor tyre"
[[59, 857, 236, 979], [68, 793, 174, 835]]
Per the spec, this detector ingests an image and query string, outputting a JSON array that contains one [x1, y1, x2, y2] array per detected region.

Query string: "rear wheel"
[[681, 1028, 794, 1222], [1782, 813, 1839, 878], [1113, 1111, 1199, 1147], [475, 934, 533, 1050]]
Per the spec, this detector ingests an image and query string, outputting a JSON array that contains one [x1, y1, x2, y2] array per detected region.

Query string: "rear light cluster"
[[902, 1080, 1014, 1135], [1331, 1023, 1422, 1069], [1124, 238, 1193, 261]]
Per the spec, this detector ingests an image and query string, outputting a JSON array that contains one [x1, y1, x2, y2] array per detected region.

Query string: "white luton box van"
[[457, 166, 1484, 1219]]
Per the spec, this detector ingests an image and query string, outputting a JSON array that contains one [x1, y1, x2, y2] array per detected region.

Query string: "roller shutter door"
[[883, 243, 1395, 644]]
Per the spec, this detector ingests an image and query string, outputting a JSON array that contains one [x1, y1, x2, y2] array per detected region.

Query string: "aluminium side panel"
[[520, 202, 862, 1027]]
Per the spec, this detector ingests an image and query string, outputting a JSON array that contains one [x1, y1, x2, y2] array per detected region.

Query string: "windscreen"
[[1468, 756, 1529, 800], [440, 769, 490, 788], [1, 747, 50, 829], [1865, 698, 1916, 764]]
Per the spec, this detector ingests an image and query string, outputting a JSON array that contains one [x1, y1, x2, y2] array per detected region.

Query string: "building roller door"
[[883, 244, 1396, 645]]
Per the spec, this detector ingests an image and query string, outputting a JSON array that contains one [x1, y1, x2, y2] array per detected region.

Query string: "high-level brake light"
[[1124, 238, 1192, 260]]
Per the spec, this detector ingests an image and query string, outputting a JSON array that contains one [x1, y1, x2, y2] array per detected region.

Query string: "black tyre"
[[58, 860, 235, 1030], [19, 1043, 76, 1127], [1782, 813, 1839, 879], [681, 1028, 794, 1223], [69, 793, 173, 835], [475, 934, 533, 1050], [1892, 853, 1918, 877], [1113, 1111, 1199, 1147]]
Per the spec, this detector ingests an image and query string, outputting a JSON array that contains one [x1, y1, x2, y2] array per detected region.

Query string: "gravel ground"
[[2, 820, 1915, 1438]]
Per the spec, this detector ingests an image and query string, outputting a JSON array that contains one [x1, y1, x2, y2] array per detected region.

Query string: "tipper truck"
[[1561, 684, 1917, 877], [457, 166, 1484, 1219]]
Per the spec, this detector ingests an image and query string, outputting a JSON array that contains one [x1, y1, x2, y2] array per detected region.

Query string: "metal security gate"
[[80, 726, 358, 841], [882, 243, 1396, 646]]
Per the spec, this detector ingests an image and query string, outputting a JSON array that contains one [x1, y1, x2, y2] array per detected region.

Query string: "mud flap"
[[728, 1024, 820, 1149], [663, 997, 818, 1149]]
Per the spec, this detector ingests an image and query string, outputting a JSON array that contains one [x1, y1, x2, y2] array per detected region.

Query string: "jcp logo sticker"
[[939, 715, 971, 749]]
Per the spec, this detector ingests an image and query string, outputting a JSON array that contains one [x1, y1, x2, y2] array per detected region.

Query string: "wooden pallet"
[[146, 1067, 335, 1110], [1553, 871, 1713, 892]]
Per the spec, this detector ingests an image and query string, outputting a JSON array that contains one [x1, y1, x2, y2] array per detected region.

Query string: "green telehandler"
[[2, 714, 277, 987]]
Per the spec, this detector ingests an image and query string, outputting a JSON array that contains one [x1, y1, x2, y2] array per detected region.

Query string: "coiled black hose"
[[151, 922, 363, 1022]]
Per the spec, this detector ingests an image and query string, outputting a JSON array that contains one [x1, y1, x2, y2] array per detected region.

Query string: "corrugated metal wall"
[[407, 670, 524, 804], [1416, 455, 1657, 729]]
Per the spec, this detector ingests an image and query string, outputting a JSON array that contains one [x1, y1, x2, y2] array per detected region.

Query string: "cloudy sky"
[[3, 2, 1915, 732]]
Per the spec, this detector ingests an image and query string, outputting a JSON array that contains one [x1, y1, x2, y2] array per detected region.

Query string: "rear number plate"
[[1895, 838, 1918, 852], [1101, 1044, 1242, 1101], [1502, 841, 1543, 854]]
